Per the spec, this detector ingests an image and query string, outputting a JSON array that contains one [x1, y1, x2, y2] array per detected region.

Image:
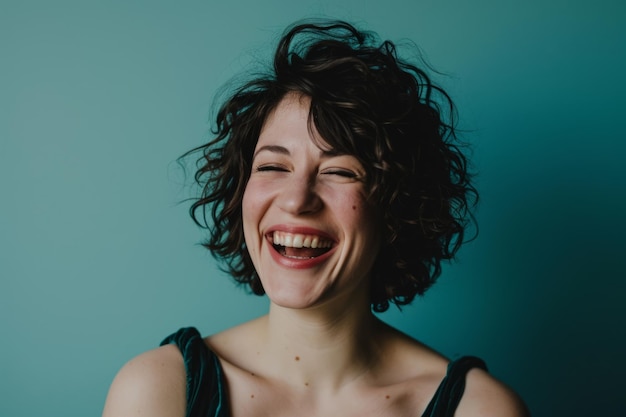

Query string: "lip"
[[265, 224, 336, 240], [265, 224, 337, 269]]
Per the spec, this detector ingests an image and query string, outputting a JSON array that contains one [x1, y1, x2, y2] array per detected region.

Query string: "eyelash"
[[255, 165, 357, 178], [323, 169, 357, 178], [255, 165, 288, 172]]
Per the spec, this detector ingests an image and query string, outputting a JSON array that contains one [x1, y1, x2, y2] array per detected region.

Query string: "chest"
[[225, 377, 430, 417]]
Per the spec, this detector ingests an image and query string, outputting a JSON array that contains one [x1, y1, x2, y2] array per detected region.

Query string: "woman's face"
[[241, 94, 381, 310]]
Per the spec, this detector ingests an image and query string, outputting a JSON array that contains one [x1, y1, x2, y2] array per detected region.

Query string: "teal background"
[[1, 1, 624, 416]]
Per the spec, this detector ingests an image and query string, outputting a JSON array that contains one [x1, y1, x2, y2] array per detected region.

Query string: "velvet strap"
[[161, 327, 230, 417], [421, 355, 488, 417]]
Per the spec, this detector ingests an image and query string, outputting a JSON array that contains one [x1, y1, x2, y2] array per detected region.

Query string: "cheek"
[[241, 186, 253, 218], [241, 180, 263, 219], [334, 193, 380, 235], [241, 186, 258, 241], [241, 180, 273, 241]]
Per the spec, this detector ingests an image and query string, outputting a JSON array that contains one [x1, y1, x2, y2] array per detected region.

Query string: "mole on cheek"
[[352, 205, 357, 210], [295, 356, 300, 361]]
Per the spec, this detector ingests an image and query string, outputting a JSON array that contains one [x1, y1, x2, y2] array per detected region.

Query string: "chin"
[[265, 287, 321, 310], [260, 277, 330, 310]]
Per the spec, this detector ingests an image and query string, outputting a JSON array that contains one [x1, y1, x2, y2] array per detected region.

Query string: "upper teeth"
[[271, 231, 333, 249]]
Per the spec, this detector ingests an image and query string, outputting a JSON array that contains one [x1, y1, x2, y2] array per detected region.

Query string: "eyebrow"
[[252, 144, 346, 160], [253, 145, 290, 159]]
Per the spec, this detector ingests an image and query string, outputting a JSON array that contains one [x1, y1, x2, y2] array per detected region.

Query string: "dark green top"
[[161, 327, 487, 417]]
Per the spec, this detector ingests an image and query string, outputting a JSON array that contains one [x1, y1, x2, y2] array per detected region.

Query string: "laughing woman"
[[102, 20, 528, 417]]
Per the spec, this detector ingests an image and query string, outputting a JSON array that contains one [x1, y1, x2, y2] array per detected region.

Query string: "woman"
[[102, 20, 528, 417]]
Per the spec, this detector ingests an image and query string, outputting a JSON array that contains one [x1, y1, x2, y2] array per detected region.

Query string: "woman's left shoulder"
[[456, 367, 530, 417]]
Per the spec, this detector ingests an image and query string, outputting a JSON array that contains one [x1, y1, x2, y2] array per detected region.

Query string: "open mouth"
[[270, 231, 334, 259]]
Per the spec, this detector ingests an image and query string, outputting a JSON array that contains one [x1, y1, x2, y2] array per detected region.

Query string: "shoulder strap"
[[421, 356, 487, 417], [160, 327, 230, 417]]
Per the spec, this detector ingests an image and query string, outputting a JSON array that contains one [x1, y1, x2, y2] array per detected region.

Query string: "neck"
[[258, 295, 386, 390]]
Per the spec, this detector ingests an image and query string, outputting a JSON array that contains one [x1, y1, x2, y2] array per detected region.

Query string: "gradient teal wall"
[[2, 1, 624, 416]]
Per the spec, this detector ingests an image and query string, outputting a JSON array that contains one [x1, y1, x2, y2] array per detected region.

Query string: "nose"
[[276, 172, 323, 215]]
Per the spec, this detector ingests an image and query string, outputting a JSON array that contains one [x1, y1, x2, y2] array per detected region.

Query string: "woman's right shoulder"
[[101, 344, 187, 417]]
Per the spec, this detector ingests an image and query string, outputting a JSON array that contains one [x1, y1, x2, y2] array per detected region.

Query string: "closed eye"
[[322, 169, 358, 178], [255, 164, 289, 172]]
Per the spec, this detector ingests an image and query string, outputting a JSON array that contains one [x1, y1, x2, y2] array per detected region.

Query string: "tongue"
[[282, 246, 329, 258]]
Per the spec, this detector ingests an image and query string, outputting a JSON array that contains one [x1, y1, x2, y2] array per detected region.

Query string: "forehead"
[[256, 93, 329, 151], [254, 92, 371, 164], [260, 93, 310, 132]]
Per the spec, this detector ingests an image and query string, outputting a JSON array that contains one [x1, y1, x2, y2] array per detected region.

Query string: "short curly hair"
[[187, 20, 477, 312]]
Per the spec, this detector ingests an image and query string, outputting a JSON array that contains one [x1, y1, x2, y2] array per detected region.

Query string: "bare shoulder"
[[102, 344, 186, 417], [205, 316, 266, 363], [378, 325, 528, 417], [456, 367, 530, 417]]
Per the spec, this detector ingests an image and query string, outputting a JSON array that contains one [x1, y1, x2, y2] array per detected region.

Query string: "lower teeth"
[[274, 244, 320, 259]]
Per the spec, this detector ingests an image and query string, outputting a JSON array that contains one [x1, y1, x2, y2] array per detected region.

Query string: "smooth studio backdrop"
[[1, 1, 624, 416]]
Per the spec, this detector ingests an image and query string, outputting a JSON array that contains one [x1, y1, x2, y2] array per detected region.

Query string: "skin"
[[242, 93, 381, 312], [102, 94, 529, 417]]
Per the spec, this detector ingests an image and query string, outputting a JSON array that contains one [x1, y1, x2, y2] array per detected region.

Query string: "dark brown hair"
[[187, 20, 477, 312]]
